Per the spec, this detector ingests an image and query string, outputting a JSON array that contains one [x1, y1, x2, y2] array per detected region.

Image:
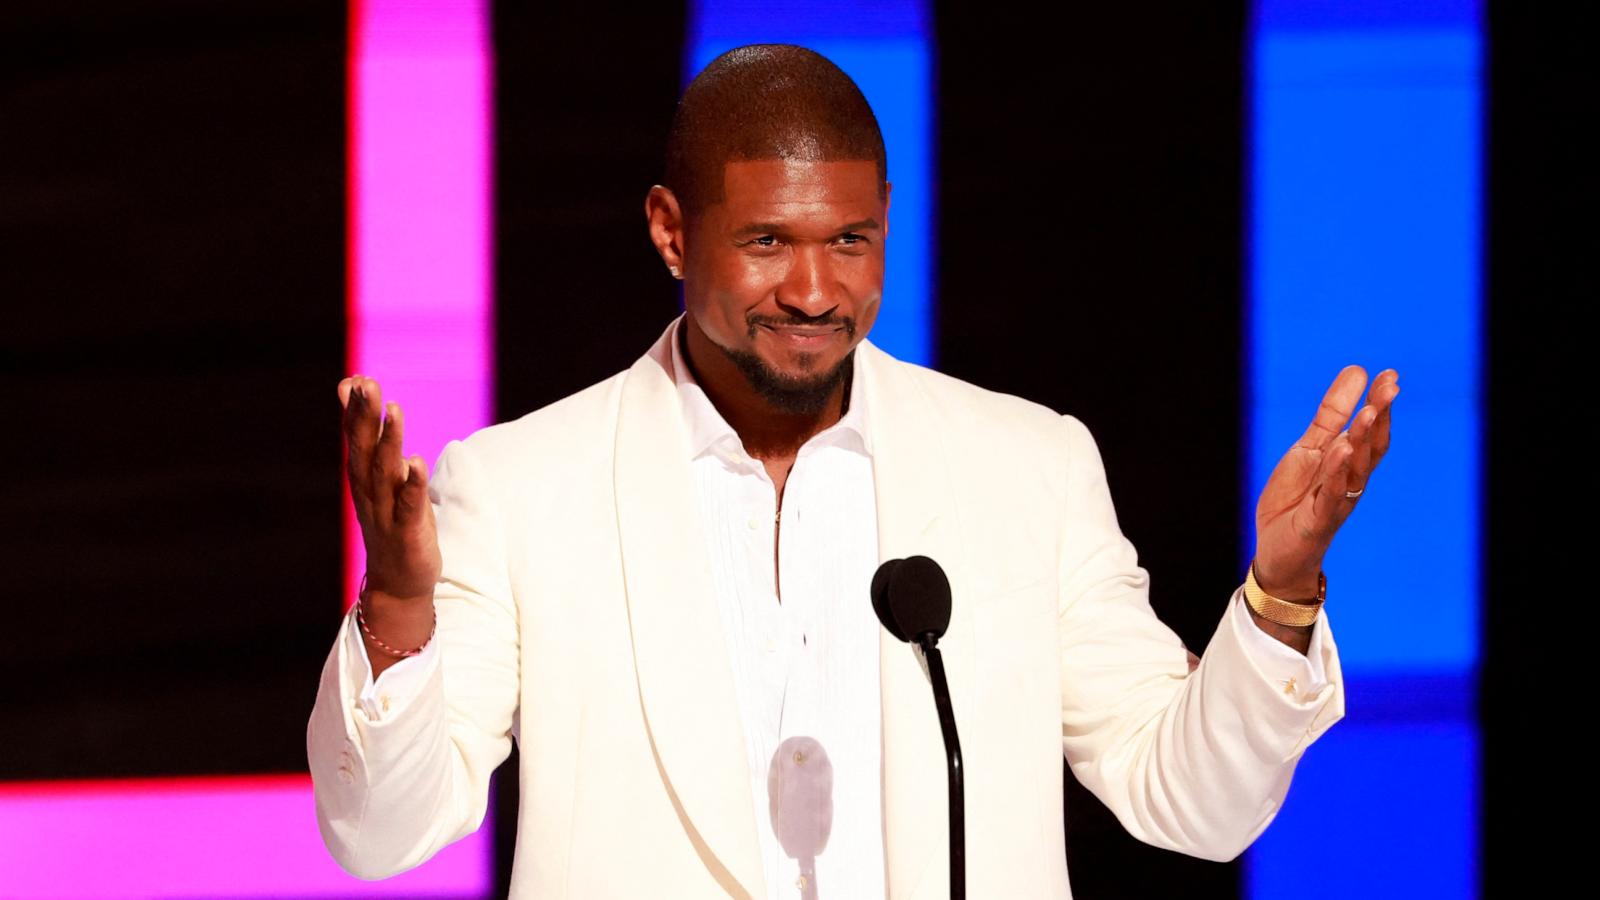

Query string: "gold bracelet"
[[1242, 562, 1324, 628]]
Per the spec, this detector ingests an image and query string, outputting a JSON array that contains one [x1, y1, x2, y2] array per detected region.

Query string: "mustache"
[[746, 313, 856, 337]]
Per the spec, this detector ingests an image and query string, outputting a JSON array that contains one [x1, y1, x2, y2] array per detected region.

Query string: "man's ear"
[[883, 180, 892, 239], [644, 185, 686, 275]]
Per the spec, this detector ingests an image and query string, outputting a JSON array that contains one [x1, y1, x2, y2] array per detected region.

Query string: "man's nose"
[[775, 244, 836, 317]]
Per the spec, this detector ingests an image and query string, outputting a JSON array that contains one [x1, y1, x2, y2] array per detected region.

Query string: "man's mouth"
[[755, 322, 848, 348]]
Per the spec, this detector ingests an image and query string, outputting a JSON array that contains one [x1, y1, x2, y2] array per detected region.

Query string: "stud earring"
[[668, 265, 682, 279]]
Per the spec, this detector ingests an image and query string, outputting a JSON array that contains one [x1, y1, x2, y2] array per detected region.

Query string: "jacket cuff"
[[1209, 585, 1347, 763], [346, 606, 442, 724]]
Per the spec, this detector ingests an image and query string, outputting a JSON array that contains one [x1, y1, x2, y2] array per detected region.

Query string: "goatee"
[[716, 342, 855, 416]]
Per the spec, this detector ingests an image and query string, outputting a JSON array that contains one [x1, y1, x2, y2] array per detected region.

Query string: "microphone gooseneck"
[[872, 555, 965, 900]]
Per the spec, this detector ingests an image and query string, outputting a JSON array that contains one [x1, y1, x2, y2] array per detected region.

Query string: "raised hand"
[[1253, 366, 1399, 599], [340, 375, 442, 606]]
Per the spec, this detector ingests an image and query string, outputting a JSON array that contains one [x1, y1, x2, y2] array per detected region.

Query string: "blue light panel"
[[1249, 721, 1479, 897], [1249, 26, 1481, 673], [1246, 1, 1481, 897]]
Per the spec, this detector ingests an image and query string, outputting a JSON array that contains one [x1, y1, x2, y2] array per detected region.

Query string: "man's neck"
[[680, 315, 850, 461]]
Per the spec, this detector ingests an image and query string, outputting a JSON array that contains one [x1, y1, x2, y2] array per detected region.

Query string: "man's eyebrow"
[[733, 222, 789, 236], [732, 218, 882, 236]]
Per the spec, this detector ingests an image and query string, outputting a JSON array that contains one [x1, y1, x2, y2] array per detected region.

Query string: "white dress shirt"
[[348, 317, 1331, 897], [665, 316, 886, 900]]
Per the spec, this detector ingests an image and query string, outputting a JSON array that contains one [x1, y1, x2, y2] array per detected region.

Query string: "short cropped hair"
[[663, 44, 888, 221]]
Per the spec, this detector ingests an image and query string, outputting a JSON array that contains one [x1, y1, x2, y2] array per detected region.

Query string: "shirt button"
[[747, 517, 760, 531], [765, 637, 777, 654], [380, 695, 391, 713]]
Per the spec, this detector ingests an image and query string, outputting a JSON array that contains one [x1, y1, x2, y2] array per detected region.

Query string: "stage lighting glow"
[[1245, 1, 1482, 896]]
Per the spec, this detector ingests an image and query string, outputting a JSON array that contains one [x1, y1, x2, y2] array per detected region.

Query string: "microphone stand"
[[917, 633, 965, 900]]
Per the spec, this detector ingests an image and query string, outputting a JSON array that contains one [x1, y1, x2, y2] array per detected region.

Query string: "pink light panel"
[[340, 0, 498, 890], [345, 0, 495, 610], [0, 776, 489, 898]]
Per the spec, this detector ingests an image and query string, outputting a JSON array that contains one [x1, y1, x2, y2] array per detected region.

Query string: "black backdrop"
[[1481, 4, 1587, 897], [2, 0, 344, 778], [4, 0, 1581, 897], [929, 7, 1248, 898]]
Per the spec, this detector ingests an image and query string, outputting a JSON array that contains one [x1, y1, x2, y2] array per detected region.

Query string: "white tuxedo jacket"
[[307, 319, 1345, 899]]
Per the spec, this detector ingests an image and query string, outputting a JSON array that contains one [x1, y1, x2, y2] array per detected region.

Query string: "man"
[[308, 44, 1397, 898]]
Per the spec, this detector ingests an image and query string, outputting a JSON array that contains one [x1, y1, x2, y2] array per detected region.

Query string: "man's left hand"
[[1252, 365, 1399, 598]]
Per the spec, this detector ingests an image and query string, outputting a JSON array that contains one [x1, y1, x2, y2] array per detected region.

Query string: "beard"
[[716, 320, 856, 416]]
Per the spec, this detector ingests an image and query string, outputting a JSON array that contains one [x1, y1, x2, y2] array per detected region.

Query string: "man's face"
[[682, 159, 888, 409]]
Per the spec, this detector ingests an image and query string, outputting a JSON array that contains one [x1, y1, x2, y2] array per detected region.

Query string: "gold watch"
[[1243, 561, 1324, 627]]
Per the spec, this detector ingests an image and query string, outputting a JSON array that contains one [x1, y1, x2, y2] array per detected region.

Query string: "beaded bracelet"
[[355, 574, 437, 659]]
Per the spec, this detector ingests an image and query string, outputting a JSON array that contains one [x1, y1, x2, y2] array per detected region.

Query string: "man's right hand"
[[341, 375, 442, 667]]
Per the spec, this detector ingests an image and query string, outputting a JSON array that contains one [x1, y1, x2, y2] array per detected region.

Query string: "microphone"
[[872, 555, 964, 900]]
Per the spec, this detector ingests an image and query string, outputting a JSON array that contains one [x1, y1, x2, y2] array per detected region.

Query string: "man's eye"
[[839, 233, 865, 245], [752, 235, 777, 247]]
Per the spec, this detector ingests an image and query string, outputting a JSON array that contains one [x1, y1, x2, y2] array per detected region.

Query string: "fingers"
[[371, 399, 408, 522], [1344, 369, 1400, 494], [1345, 403, 1379, 491], [395, 454, 431, 516], [341, 375, 411, 517], [1295, 365, 1368, 452], [342, 375, 383, 502], [1306, 434, 1356, 536], [1369, 371, 1399, 462], [339, 374, 430, 530]]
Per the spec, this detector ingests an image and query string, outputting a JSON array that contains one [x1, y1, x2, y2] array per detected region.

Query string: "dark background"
[[2, 0, 345, 778], [4, 0, 1583, 896], [1480, 3, 1586, 897]]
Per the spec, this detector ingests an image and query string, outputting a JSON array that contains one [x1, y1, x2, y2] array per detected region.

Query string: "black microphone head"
[[887, 555, 952, 642], [871, 558, 909, 641]]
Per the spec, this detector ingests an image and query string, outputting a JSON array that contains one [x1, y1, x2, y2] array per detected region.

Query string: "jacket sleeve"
[[306, 437, 520, 880], [1055, 414, 1344, 862]]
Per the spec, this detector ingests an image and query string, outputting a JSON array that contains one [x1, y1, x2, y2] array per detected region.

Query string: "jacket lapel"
[[859, 340, 978, 900], [614, 328, 766, 900]]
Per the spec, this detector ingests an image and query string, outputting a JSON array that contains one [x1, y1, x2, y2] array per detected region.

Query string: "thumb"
[[1260, 446, 1321, 515]]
